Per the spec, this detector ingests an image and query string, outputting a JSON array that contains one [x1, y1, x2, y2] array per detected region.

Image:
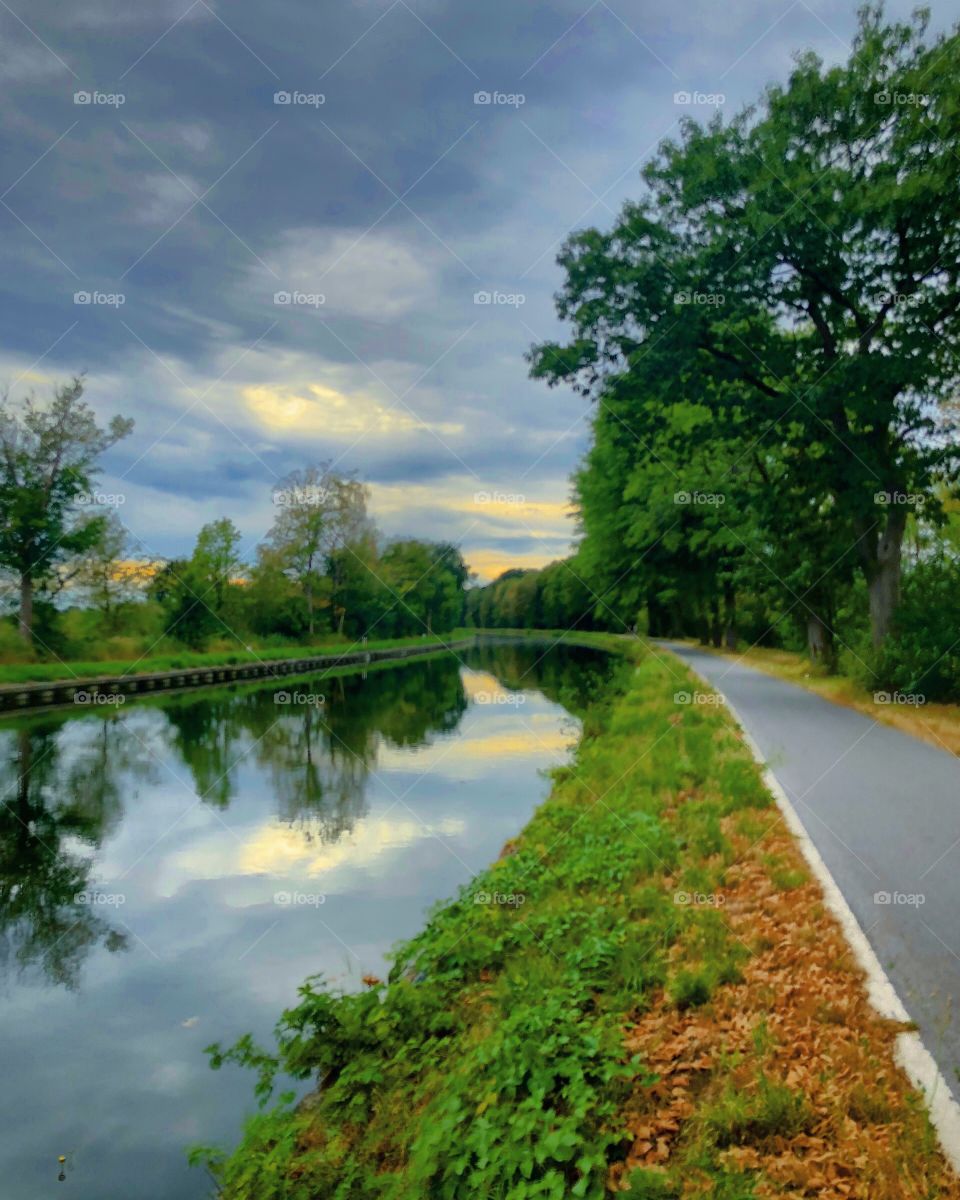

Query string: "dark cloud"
[[0, 0, 935, 567]]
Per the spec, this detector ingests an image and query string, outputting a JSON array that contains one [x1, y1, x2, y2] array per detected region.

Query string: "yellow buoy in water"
[[58, 1155, 67, 1182]]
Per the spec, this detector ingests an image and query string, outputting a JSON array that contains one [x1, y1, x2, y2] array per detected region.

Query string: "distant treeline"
[[0, 380, 468, 663], [464, 561, 612, 633]]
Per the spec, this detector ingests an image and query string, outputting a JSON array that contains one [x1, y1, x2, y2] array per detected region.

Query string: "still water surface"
[[0, 641, 614, 1198]]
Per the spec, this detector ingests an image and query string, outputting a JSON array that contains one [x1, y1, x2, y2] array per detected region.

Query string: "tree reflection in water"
[[0, 644, 616, 990], [0, 714, 151, 989]]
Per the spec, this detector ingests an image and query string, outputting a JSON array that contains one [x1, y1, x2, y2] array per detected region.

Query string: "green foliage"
[[700, 1073, 812, 1148], [860, 555, 960, 700], [466, 558, 611, 633], [0, 377, 133, 644], [529, 7, 960, 663], [194, 639, 776, 1199]]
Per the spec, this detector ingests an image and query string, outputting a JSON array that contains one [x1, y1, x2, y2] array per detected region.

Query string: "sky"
[[1, 0, 947, 582]]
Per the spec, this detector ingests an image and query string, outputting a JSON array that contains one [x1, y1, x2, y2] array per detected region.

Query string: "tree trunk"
[[18, 574, 33, 644], [337, 607, 346, 635], [722, 582, 736, 650], [710, 596, 722, 648], [305, 580, 314, 637], [867, 514, 905, 648], [806, 612, 833, 663]]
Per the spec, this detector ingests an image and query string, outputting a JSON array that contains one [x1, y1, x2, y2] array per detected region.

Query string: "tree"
[[74, 511, 153, 635], [0, 377, 133, 644], [266, 465, 371, 636], [153, 519, 244, 648], [531, 8, 960, 648], [380, 540, 468, 635]]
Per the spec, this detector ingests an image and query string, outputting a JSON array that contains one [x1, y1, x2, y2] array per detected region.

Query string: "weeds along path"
[[200, 637, 960, 1200]]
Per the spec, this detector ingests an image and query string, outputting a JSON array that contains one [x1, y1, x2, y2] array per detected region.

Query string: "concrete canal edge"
[[0, 637, 480, 716]]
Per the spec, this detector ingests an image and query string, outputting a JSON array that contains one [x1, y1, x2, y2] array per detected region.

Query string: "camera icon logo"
[[74, 90, 92, 104], [474, 91, 491, 105], [274, 91, 292, 104]]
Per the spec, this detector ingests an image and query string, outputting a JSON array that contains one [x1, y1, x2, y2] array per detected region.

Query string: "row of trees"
[[0, 380, 469, 657], [524, 7, 960, 687], [463, 561, 610, 631]]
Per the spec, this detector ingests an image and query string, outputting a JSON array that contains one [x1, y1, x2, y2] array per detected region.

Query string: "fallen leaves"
[[611, 814, 960, 1198]]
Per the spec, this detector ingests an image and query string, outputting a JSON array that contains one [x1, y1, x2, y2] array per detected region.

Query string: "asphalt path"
[[663, 640, 960, 1102]]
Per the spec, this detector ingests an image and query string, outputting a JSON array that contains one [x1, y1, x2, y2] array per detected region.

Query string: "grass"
[[696, 641, 960, 758], [191, 633, 955, 1199], [0, 631, 475, 687]]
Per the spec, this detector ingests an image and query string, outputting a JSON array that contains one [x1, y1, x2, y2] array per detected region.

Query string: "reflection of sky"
[[0, 664, 579, 1200]]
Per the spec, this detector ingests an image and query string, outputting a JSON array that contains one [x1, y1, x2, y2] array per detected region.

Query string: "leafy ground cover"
[[193, 634, 958, 1198]]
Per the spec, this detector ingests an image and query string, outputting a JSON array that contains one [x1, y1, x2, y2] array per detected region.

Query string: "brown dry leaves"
[[611, 813, 960, 1198]]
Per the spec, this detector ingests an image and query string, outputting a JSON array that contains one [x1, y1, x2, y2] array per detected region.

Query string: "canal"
[[0, 640, 615, 1198]]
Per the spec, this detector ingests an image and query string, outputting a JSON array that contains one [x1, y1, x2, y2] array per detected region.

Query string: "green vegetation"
[[192, 635, 790, 1198], [0, 385, 471, 671], [477, 8, 960, 701], [0, 377, 133, 644], [0, 631, 473, 687]]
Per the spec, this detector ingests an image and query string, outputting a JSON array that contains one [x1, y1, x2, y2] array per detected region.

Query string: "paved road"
[[663, 641, 960, 1101]]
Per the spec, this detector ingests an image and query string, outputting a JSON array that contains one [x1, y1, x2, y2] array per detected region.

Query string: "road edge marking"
[[671, 648, 960, 1175]]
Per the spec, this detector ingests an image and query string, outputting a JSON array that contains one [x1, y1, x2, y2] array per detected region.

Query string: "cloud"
[[0, 0, 944, 574], [257, 227, 450, 321]]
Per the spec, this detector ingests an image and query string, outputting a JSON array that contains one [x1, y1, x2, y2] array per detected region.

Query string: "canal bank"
[[0, 636, 479, 714]]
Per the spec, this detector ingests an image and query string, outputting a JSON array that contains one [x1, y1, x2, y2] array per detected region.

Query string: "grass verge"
[[192, 634, 957, 1199], [0, 631, 473, 687]]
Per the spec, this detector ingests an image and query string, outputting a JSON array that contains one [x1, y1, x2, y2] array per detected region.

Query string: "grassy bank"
[[194, 635, 956, 1199], [0, 631, 473, 687], [692, 641, 960, 759]]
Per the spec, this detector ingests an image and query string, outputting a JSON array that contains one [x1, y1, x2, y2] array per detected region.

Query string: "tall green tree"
[[266, 465, 371, 636], [532, 7, 960, 648], [0, 378, 133, 644]]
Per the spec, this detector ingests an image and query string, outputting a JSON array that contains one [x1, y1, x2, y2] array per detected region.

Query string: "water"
[[0, 640, 616, 1198]]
